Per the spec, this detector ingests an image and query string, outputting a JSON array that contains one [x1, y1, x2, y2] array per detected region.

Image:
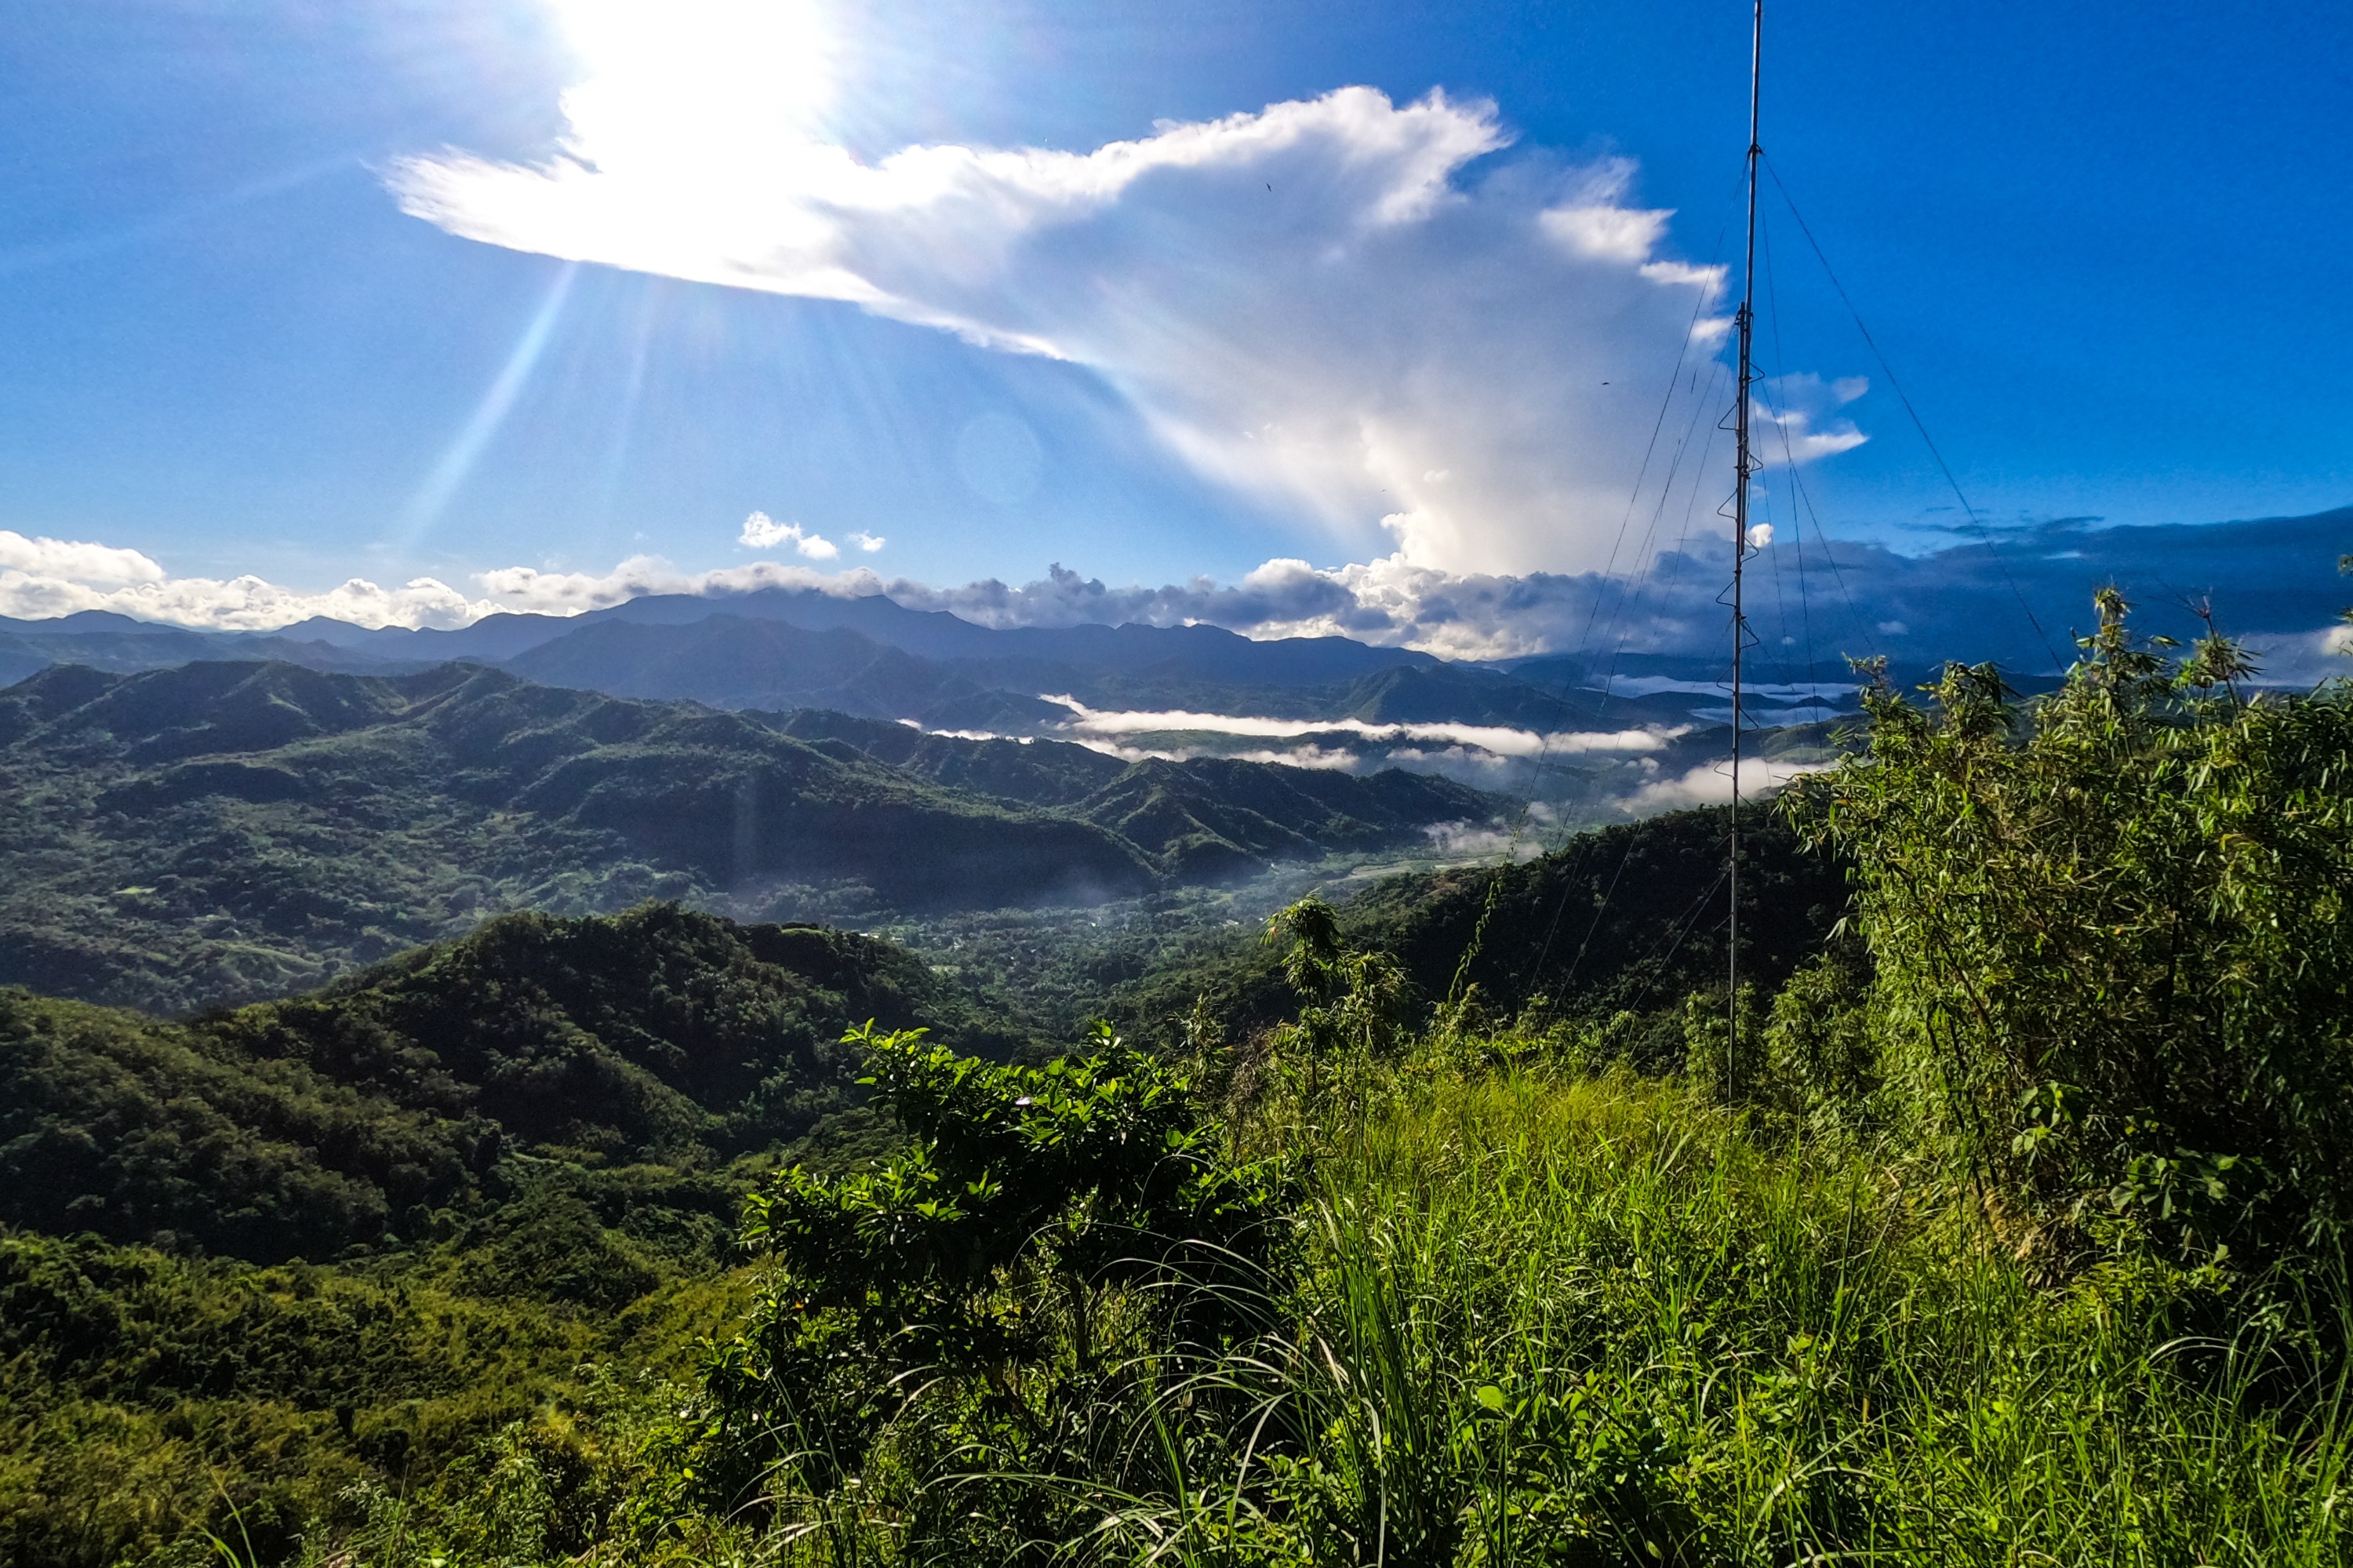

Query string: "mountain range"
[[0, 585, 1844, 741], [0, 658, 1500, 1013]]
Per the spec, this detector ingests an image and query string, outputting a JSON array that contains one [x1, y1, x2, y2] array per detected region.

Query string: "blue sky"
[[1, 0, 2348, 659]]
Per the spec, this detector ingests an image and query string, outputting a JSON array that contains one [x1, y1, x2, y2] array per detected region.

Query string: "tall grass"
[[209, 1069, 2349, 1565], [1248, 1071, 2351, 1566]]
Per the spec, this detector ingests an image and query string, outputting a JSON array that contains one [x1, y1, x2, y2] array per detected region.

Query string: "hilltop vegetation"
[[649, 600, 2353, 1566], [1107, 805, 1850, 1051], [0, 659, 1496, 1013], [4, 595, 2351, 1565]]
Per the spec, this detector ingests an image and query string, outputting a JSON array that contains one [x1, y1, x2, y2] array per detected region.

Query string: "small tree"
[[1788, 590, 2353, 1262], [689, 1022, 1300, 1533], [1261, 897, 1410, 1115]]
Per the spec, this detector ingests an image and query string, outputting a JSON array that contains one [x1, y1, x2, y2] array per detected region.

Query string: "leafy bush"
[[1757, 933, 1882, 1141], [689, 1022, 1302, 1548], [1248, 896, 1413, 1118], [0, 1229, 733, 1568], [1789, 591, 2353, 1261]]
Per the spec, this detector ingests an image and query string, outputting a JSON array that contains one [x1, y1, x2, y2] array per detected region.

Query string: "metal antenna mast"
[[1729, 0, 1762, 1085]]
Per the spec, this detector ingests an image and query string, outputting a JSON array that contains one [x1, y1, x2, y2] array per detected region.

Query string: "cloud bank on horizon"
[[4, 510, 2348, 681], [0, 527, 1743, 659], [2, 527, 1665, 657], [382, 0, 1867, 579]]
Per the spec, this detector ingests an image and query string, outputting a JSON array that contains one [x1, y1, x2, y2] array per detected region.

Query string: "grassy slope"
[[66, 1068, 2322, 1568], [1276, 1072, 2348, 1564]]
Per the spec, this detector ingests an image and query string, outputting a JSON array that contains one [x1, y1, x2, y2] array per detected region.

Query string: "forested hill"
[[0, 903, 1016, 1268], [1344, 806, 1850, 1016], [1115, 806, 1852, 1045], [0, 660, 1498, 1013], [0, 902, 1042, 1563]]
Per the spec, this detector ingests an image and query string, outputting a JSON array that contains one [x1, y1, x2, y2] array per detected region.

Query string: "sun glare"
[[549, 0, 840, 164]]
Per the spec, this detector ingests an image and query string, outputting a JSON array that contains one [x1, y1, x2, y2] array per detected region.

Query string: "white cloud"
[[1753, 373, 1868, 467], [0, 530, 891, 631], [1540, 200, 1672, 264], [0, 531, 168, 588], [1093, 742, 1371, 770], [0, 530, 500, 629], [0, 524, 1722, 659], [1627, 755, 1816, 811], [848, 530, 886, 552], [1422, 820, 1547, 860], [883, 551, 1727, 660], [0, 563, 496, 631], [1037, 693, 1673, 757], [474, 552, 884, 616], [2242, 622, 2353, 686], [387, 24, 1881, 576], [738, 510, 838, 559]]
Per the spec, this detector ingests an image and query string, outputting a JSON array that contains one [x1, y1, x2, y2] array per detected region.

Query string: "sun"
[[547, 0, 841, 169]]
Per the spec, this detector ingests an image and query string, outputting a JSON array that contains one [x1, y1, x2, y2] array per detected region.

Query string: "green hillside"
[[773, 708, 1502, 877], [502, 614, 1072, 729], [0, 900, 1043, 1567], [0, 902, 1024, 1264], [1107, 806, 1850, 1048]]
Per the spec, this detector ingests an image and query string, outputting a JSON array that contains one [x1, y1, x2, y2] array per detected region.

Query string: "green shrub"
[[689, 1022, 1303, 1544], [1758, 933, 1882, 1142], [1789, 591, 2353, 1262]]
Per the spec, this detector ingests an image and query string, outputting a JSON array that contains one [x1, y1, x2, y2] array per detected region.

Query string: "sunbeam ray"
[[395, 260, 580, 545]]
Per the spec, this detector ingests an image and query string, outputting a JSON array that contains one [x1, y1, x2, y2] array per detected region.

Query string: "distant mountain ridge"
[[498, 614, 1075, 729], [6, 588, 1441, 683], [0, 659, 1500, 1013], [1, 588, 1897, 799], [274, 586, 1448, 678], [0, 589, 1729, 733]]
